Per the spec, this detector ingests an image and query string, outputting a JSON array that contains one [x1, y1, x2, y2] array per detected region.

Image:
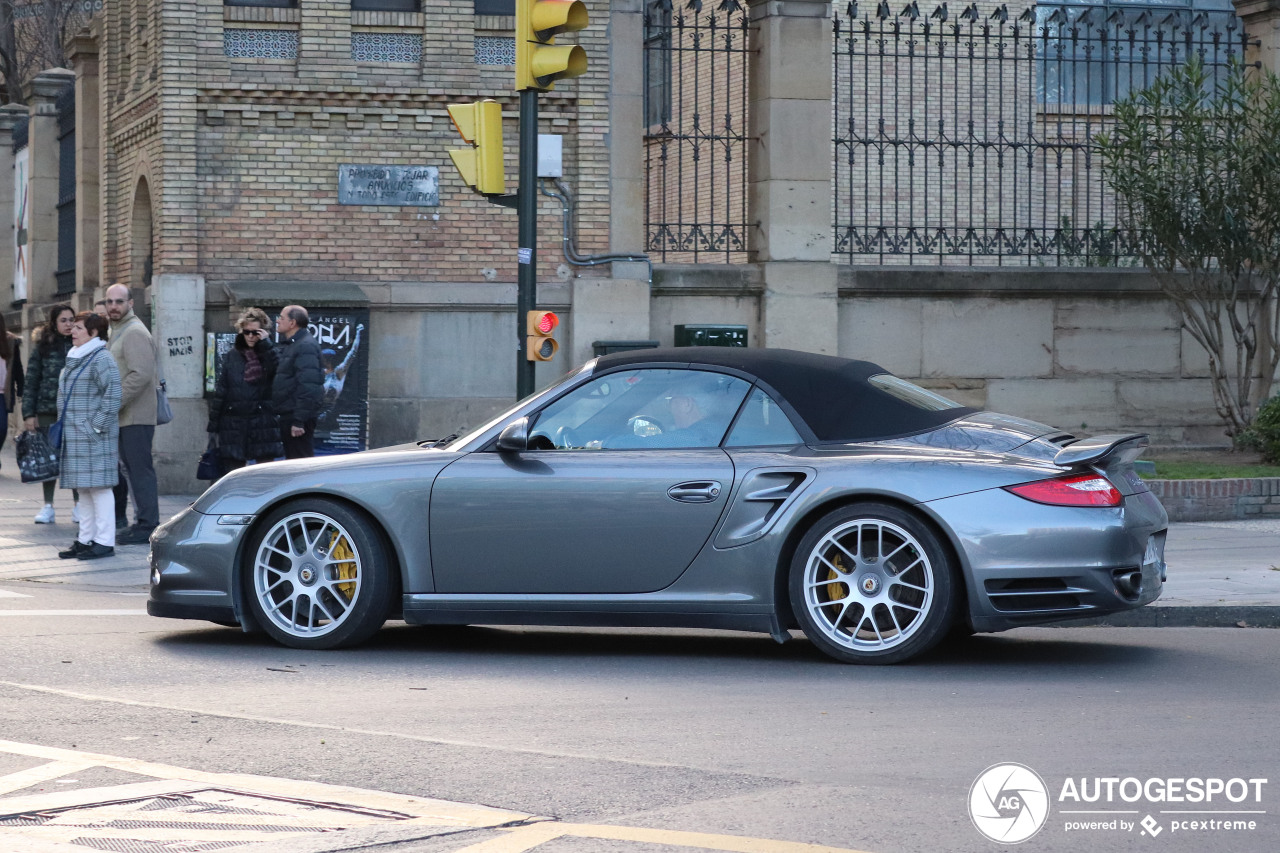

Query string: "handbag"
[[156, 380, 174, 426], [50, 350, 102, 451], [16, 430, 59, 483], [196, 438, 220, 481]]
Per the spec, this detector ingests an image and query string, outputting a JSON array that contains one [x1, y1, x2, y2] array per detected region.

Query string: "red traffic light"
[[527, 310, 559, 335]]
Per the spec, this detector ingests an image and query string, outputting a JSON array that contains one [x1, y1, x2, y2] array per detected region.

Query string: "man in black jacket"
[[271, 305, 323, 458]]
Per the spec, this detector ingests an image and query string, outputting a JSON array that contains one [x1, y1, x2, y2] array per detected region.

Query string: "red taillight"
[[1004, 473, 1123, 507]]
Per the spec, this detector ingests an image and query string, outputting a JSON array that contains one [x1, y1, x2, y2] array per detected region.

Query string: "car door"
[[429, 368, 751, 594]]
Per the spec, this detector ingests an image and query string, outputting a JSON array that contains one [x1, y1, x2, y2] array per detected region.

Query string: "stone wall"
[[651, 264, 1278, 445]]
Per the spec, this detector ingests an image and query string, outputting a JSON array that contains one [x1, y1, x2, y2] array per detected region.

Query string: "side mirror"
[[496, 417, 529, 452]]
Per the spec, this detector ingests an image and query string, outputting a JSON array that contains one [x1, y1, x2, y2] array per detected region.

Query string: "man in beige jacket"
[[104, 283, 159, 545]]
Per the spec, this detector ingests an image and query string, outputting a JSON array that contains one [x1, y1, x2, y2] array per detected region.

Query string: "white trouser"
[[77, 487, 116, 548]]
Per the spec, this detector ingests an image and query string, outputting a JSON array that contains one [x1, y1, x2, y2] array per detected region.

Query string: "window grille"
[[224, 28, 299, 59]]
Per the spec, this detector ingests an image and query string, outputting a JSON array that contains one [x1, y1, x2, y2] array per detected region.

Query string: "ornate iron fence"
[[833, 0, 1251, 266], [643, 0, 751, 264]]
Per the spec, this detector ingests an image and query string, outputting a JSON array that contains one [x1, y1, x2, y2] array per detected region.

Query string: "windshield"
[[428, 363, 590, 450]]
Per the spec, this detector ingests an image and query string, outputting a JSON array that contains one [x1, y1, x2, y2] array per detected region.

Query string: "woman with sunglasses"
[[207, 307, 282, 478]]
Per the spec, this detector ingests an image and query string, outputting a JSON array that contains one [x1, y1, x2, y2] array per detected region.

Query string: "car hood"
[[191, 446, 464, 515]]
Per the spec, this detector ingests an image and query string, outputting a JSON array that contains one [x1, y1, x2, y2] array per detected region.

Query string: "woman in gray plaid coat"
[[56, 312, 122, 561]]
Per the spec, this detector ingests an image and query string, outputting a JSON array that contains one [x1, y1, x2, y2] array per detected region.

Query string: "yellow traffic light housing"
[[447, 99, 506, 195], [516, 0, 589, 91], [526, 310, 560, 361]]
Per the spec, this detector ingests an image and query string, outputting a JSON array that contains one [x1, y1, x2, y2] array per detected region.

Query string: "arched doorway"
[[131, 177, 153, 288]]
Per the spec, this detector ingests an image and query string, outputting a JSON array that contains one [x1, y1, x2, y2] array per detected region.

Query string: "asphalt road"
[[0, 581, 1276, 853]]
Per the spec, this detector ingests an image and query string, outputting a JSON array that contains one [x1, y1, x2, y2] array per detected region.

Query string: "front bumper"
[[147, 505, 250, 627], [925, 487, 1167, 632]]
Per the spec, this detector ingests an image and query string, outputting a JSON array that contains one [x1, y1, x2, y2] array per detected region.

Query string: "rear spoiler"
[[1053, 433, 1150, 469]]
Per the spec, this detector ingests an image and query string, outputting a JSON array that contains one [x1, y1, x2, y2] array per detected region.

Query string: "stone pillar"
[[747, 0, 837, 355], [1235, 0, 1280, 74], [22, 69, 75, 310], [570, 0, 652, 365], [150, 273, 207, 493], [0, 104, 26, 310], [68, 34, 101, 298]]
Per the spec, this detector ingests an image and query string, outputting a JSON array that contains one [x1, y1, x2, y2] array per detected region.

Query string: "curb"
[[1054, 605, 1280, 628]]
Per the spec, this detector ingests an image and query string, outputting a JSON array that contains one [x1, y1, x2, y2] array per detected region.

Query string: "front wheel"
[[789, 503, 958, 664], [245, 498, 395, 649]]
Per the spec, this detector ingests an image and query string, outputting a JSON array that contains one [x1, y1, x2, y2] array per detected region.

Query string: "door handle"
[[667, 481, 722, 503]]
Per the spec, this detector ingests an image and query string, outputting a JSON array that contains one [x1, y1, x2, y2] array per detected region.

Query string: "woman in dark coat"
[[208, 307, 283, 477], [21, 303, 75, 523]]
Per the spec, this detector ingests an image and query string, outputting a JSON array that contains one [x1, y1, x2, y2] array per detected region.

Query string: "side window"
[[725, 388, 804, 447], [529, 368, 750, 450]]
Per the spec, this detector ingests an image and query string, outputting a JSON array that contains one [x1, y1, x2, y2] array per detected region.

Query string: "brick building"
[[3, 0, 653, 490]]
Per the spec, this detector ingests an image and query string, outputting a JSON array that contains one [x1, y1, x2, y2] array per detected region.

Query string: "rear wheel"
[[245, 498, 394, 650], [789, 503, 957, 664]]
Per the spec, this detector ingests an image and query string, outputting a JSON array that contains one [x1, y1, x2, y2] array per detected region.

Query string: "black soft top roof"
[[593, 347, 976, 443]]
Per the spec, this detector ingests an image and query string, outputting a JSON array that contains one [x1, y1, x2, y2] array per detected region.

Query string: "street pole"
[[516, 89, 538, 399]]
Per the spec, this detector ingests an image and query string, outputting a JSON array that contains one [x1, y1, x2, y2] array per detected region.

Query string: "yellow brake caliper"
[[824, 551, 848, 604], [328, 532, 357, 600]]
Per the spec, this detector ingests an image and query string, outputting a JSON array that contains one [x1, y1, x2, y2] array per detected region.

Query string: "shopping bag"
[[156, 381, 174, 426], [16, 430, 59, 483], [196, 439, 220, 481]]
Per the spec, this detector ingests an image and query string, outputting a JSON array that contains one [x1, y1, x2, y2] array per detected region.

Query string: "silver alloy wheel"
[[253, 511, 364, 638], [801, 518, 935, 651]]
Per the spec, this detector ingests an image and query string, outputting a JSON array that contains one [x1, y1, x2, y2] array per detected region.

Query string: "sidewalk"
[[2, 440, 1279, 625]]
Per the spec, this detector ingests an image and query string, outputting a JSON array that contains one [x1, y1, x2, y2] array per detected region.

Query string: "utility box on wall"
[[674, 324, 748, 348]]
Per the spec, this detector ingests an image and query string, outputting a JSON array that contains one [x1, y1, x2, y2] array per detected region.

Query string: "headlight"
[[217, 515, 255, 526]]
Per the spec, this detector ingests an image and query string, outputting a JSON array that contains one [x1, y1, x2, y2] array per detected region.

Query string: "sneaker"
[[116, 525, 156, 546], [33, 505, 55, 524], [59, 541, 90, 559], [76, 542, 115, 561], [71, 503, 82, 523]]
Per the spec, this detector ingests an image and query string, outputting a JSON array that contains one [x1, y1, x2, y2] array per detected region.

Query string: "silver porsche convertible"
[[148, 347, 1167, 664]]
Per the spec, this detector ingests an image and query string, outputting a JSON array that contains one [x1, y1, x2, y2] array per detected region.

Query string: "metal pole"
[[516, 89, 538, 399]]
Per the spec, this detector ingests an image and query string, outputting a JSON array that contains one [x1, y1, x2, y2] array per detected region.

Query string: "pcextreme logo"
[[969, 763, 1051, 844]]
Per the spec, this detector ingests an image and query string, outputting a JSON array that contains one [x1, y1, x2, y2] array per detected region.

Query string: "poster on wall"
[[306, 308, 369, 455], [205, 309, 369, 457], [13, 146, 28, 302]]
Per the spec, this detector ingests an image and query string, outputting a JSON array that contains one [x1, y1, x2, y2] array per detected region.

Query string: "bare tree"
[[1098, 57, 1280, 447], [0, 0, 95, 105]]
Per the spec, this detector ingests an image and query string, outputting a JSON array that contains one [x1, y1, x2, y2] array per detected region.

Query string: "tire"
[[244, 498, 395, 650], [789, 503, 958, 664]]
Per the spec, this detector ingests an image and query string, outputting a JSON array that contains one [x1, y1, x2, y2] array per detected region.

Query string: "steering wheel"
[[554, 425, 583, 449]]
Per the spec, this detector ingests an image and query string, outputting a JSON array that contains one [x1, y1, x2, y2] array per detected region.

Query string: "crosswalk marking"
[[0, 589, 32, 598], [0, 740, 878, 853]]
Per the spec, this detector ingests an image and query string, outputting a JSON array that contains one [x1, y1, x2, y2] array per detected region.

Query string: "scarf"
[[67, 337, 106, 359], [243, 346, 264, 384]]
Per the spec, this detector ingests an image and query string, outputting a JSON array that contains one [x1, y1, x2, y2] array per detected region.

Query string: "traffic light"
[[516, 0, 589, 91], [447, 99, 505, 195], [526, 310, 560, 361]]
